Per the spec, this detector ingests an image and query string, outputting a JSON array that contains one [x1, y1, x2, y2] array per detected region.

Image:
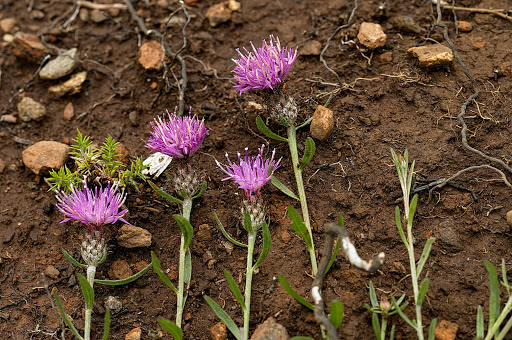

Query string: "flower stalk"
[[176, 197, 193, 327]]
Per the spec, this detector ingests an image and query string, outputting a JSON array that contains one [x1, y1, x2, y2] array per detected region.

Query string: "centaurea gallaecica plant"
[[205, 145, 279, 340], [54, 179, 151, 340], [232, 35, 319, 275], [145, 108, 208, 336]]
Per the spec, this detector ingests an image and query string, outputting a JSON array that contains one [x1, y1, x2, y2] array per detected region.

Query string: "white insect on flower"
[[142, 152, 173, 178]]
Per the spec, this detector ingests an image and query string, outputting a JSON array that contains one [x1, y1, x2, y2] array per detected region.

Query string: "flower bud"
[[174, 165, 202, 199], [380, 299, 391, 313], [81, 234, 107, 267], [242, 198, 266, 231], [269, 95, 298, 127]]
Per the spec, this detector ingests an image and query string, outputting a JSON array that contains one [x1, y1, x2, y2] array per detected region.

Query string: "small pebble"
[[48, 71, 87, 97], [310, 105, 334, 141], [299, 40, 322, 56], [116, 224, 152, 248], [390, 16, 424, 35], [11, 32, 50, 62], [125, 327, 141, 340], [434, 320, 459, 340], [18, 96, 47, 122], [128, 110, 139, 126], [90, 9, 108, 23], [63, 102, 74, 121], [205, 3, 232, 27], [209, 321, 227, 340], [357, 22, 386, 49], [408, 44, 454, 67], [22, 141, 70, 175], [250, 317, 289, 340], [2, 229, 14, 243], [39, 48, 79, 80], [138, 41, 164, 70], [79, 8, 89, 22], [379, 51, 393, 63], [506, 210, 512, 226], [457, 21, 472, 32], [105, 296, 123, 311], [0, 18, 18, 33], [1, 114, 17, 123], [44, 265, 60, 279], [470, 36, 486, 50], [108, 260, 133, 280]]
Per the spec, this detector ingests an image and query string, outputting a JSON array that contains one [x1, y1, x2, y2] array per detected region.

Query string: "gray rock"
[[390, 16, 425, 35], [250, 317, 289, 340], [22, 141, 70, 175], [18, 96, 47, 122], [105, 296, 123, 311], [90, 9, 108, 23], [39, 48, 79, 80], [116, 224, 152, 248]]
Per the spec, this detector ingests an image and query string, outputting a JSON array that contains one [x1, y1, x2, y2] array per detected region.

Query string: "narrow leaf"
[[223, 270, 246, 310], [337, 214, 344, 228], [427, 318, 437, 340], [96, 262, 151, 285], [416, 237, 435, 279], [148, 180, 184, 205], [271, 176, 299, 200], [288, 206, 313, 250], [173, 215, 194, 251], [368, 281, 379, 308], [204, 296, 241, 340], [296, 117, 313, 130], [253, 222, 271, 270], [395, 207, 409, 247], [372, 313, 381, 340], [53, 293, 83, 340], [476, 305, 484, 339], [408, 194, 418, 224], [62, 248, 87, 268], [214, 212, 247, 248], [278, 274, 314, 311], [329, 300, 344, 329], [76, 273, 94, 310], [158, 319, 183, 340], [192, 181, 207, 200], [299, 137, 316, 170], [485, 261, 500, 335], [151, 252, 178, 293], [502, 259, 510, 296], [256, 116, 288, 142], [391, 296, 416, 329], [184, 251, 192, 286], [103, 308, 111, 340], [325, 238, 340, 275], [417, 279, 430, 306], [243, 210, 253, 234]]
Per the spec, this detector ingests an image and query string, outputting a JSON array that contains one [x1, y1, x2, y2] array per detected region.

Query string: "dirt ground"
[[1, 0, 512, 339]]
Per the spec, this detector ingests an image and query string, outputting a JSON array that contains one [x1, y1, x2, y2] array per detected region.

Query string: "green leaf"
[[395, 207, 409, 247], [148, 180, 184, 205], [204, 296, 241, 340], [299, 137, 316, 171], [173, 215, 194, 251], [62, 248, 87, 268], [408, 194, 418, 224], [184, 251, 192, 286], [417, 279, 429, 306], [329, 300, 344, 329], [158, 319, 183, 340], [223, 270, 246, 310], [368, 281, 379, 308], [416, 237, 435, 279], [427, 318, 437, 340], [103, 308, 111, 340], [214, 212, 247, 248], [337, 214, 344, 228], [76, 273, 94, 310], [288, 206, 313, 251], [502, 259, 510, 296], [253, 222, 271, 271], [192, 181, 207, 200], [296, 117, 313, 130], [256, 116, 288, 142], [53, 293, 83, 340], [476, 305, 484, 339], [372, 313, 381, 340], [278, 274, 314, 311], [151, 252, 178, 294], [390, 324, 396, 340], [271, 176, 299, 200], [243, 210, 253, 234], [391, 296, 415, 329], [157, 319, 183, 340], [95, 262, 152, 285], [485, 261, 500, 335], [325, 239, 340, 275]]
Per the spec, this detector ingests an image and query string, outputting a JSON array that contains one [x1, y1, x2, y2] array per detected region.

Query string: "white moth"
[[142, 152, 173, 178]]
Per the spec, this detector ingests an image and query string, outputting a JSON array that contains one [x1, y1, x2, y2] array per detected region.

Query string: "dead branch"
[[441, 4, 512, 22], [312, 222, 385, 340], [77, 0, 127, 10]]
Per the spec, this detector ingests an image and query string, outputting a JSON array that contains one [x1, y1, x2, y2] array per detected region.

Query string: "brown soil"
[[1, 0, 512, 339]]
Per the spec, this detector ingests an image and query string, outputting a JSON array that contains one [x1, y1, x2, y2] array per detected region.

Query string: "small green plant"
[[365, 281, 407, 340], [475, 260, 512, 340], [391, 149, 436, 340], [47, 129, 148, 193]]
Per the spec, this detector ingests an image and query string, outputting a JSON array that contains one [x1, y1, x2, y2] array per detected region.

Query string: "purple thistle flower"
[[56, 180, 129, 234], [146, 109, 208, 158], [216, 145, 281, 199], [232, 35, 298, 94]]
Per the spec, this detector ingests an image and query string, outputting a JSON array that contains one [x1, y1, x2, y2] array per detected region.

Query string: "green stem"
[[287, 125, 318, 276], [176, 198, 193, 328], [84, 266, 96, 340], [406, 218, 423, 340], [381, 316, 388, 340], [485, 295, 512, 340], [243, 232, 257, 340]]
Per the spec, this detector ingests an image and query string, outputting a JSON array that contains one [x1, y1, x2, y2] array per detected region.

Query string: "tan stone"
[[108, 260, 133, 280], [470, 36, 486, 49], [125, 327, 141, 340], [310, 105, 334, 141], [116, 224, 152, 248], [506, 210, 512, 226], [379, 51, 393, 63], [300, 40, 322, 56], [209, 321, 227, 340], [357, 22, 386, 49], [500, 61, 512, 76], [63, 102, 74, 121], [205, 3, 232, 27], [48, 71, 87, 97], [407, 45, 454, 67], [0, 18, 18, 33], [250, 317, 289, 340], [434, 320, 459, 340], [22, 141, 70, 175], [138, 41, 163, 70], [11, 32, 50, 62], [457, 21, 473, 32], [18, 97, 47, 122]]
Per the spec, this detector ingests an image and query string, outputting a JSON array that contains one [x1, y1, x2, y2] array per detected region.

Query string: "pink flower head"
[[232, 35, 298, 94], [56, 180, 128, 234], [146, 108, 208, 158], [216, 145, 281, 199]]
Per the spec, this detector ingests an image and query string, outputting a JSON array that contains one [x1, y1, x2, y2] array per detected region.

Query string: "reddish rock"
[[115, 143, 130, 165], [205, 3, 232, 27], [11, 32, 50, 62], [300, 40, 322, 56], [63, 102, 74, 121], [379, 51, 393, 63], [457, 21, 473, 32], [22, 141, 70, 175], [470, 36, 486, 49], [310, 105, 334, 141], [209, 321, 227, 340], [108, 260, 133, 280], [434, 320, 459, 340], [499, 61, 512, 76], [138, 41, 163, 70], [357, 22, 386, 49], [0, 157, 5, 173], [125, 327, 141, 340], [0, 18, 18, 33]]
